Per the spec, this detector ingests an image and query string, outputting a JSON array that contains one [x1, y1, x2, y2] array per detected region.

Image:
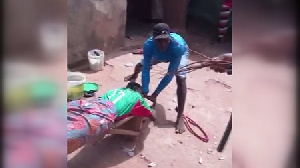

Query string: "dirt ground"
[[67, 36, 233, 167], [66, 37, 296, 168]]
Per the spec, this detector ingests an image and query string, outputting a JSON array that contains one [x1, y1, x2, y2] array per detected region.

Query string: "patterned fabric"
[[5, 109, 66, 168], [218, 0, 232, 39], [67, 99, 117, 154]]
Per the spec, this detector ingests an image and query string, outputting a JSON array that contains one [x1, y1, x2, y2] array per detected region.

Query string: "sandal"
[[132, 49, 143, 54]]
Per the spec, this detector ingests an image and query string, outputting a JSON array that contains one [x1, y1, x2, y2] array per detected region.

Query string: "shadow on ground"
[[67, 119, 151, 168], [68, 61, 117, 75], [68, 51, 137, 74], [153, 104, 175, 129], [68, 59, 97, 74]]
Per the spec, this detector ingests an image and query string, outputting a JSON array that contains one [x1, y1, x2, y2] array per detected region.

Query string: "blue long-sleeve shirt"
[[142, 33, 188, 95]]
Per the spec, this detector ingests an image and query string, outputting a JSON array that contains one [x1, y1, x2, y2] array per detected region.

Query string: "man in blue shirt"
[[124, 23, 189, 134]]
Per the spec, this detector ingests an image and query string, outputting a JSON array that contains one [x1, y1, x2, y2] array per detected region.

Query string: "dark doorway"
[[125, 0, 153, 38], [186, 0, 232, 42]]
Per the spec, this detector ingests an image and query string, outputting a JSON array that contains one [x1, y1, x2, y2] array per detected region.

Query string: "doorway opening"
[[126, 0, 153, 38], [186, 0, 232, 42]]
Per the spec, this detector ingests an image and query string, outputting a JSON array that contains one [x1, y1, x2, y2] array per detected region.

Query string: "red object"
[[223, 0, 232, 8], [115, 100, 153, 120], [218, 29, 228, 34], [183, 114, 209, 142], [219, 22, 228, 27]]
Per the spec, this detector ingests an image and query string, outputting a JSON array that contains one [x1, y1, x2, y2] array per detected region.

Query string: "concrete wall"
[[68, 0, 127, 65]]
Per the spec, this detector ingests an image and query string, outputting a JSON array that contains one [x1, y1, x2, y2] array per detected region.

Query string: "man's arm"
[[139, 95, 156, 121], [139, 96, 152, 112], [153, 53, 182, 95], [141, 43, 152, 94], [210, 53, 232, 74]]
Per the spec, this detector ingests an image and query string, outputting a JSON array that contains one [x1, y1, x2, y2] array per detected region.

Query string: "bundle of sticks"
[[168, 58, 232, 76], [166, 46, 232, 75]]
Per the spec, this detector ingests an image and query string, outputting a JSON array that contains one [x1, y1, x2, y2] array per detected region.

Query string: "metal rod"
[[217, 114, 232, 152]]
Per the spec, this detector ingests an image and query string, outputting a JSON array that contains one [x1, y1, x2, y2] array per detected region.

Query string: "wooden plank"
[[108, 129, 140, 136], [112, 116, 135, 128]]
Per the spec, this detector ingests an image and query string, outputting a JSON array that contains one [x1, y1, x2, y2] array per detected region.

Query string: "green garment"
[[101, 88, 152, 117]]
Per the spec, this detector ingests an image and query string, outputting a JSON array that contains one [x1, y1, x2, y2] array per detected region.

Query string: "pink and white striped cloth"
[[218, 0, 232, 40]]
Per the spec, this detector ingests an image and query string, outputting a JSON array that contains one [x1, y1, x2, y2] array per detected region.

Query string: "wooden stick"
[[112, 116, 135, 128], [108, 129, 140, 136], [217, 114, 232, 152]]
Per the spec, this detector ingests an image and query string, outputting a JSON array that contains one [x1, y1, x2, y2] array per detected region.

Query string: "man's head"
[[126, 82, 142, 93], [153, 23, 171, 51]]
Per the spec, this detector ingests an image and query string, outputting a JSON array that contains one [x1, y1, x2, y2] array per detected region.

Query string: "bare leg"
[[124, 63, 143, 82], [175, 77, 187, 134]]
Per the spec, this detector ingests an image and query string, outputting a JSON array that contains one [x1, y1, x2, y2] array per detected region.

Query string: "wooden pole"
[[217, 114, 232, 152]]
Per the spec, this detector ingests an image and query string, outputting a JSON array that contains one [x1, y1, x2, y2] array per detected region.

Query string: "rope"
[[187, 47, 211, 60], [183, 114, 209, 142]]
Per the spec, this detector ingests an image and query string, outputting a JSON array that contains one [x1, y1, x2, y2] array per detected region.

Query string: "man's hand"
[[210, 64, 227, 73], [212, 53, 232, 62], [210, 53, 232, 73], [142, 92, 148, 98], [146, 93, 158, 107]]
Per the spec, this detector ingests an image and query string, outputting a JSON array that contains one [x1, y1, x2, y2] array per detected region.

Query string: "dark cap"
[[153, 23, 170, 40]]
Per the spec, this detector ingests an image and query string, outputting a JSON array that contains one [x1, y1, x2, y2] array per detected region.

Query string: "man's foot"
[[124, 74, 138, 82], [175, 116, 185, 134]]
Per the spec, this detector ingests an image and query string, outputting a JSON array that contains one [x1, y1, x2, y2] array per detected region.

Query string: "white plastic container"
[[67, 72, 86, 100], [39, 22, 67, 59], [88, 49, 105, 71]]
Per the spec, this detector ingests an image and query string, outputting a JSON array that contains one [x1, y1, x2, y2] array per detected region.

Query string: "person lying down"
[[67, 82, 155, 154], [101, 82, 156, 121]]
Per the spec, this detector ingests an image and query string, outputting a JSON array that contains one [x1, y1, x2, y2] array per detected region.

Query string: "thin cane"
[[217, 114, 232, 152]]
